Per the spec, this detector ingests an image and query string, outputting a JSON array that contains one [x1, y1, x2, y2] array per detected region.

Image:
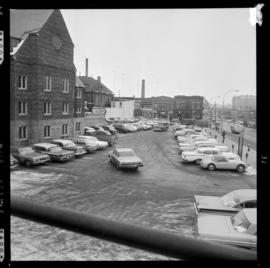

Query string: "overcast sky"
[[61, 8, 256, 104]]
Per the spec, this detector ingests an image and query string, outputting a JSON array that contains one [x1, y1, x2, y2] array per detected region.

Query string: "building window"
[[19, 126, 27, 140], [18, 101, 28, 115], [18, 75, 27, 89], [62, 124, 68, 135], [44, 125, 51, 138], [45, 76, 52, 91], [76, 88, 82, 98], [76, 122, 81, 132], [63, 78, 69, 93], [44, 102, 52, 115], [63, 103, 69, 114], [76, 105, 82, 114]]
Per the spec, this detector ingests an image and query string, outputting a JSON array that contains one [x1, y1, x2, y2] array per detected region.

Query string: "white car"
[[194, 189, 257, 215], [124, 123, 138, 132], [77, 136, 109, 149], [196, 208, 257, 250], [181, 147, 221, 164], [200, 154, 247, 172], [179, 139, 218, 153]]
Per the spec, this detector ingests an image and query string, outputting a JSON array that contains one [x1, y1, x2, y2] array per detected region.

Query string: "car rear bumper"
[[119, 163, 144, 168]]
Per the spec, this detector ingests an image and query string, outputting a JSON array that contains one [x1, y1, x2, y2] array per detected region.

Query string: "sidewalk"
[[204, 128, 257, 174]]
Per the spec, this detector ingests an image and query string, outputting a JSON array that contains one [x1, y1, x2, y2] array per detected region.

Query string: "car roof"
[[53, 139, 73, 144], [221, 152, 240, 157], [197, 147, 219, 152], [115, 148, 134, 152], [33, 143, 59, 149], [242, 208, 257, 225]]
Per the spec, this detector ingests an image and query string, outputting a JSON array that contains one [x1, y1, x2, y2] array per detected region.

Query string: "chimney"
[[141, 79, 145, 98], [97, 76, 101, 83], [85, 58, 88, 77]]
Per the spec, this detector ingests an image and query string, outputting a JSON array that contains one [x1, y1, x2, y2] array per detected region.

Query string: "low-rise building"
[[106, 97, 135, 119]]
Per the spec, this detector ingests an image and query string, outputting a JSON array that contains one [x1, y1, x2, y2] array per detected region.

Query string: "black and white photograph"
[[1, 3, 266, 263]]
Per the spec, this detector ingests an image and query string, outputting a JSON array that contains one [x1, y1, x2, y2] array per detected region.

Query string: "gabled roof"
[[10, 9, 54, 40], [76, 77, 85, 88], [79, 76, 113, 95]]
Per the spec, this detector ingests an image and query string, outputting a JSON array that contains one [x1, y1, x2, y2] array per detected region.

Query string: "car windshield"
[[18, 147, 35, 154], [231, 210, 251, 233], [221, 192, 240, 207], [119, 151, 136, 157], [49, 146, 62, 152], [65, 141, 75, 147]]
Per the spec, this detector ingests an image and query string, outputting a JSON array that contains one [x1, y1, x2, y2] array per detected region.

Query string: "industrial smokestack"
[[141, 79, 145, 98], [85, 58, 88, 77]]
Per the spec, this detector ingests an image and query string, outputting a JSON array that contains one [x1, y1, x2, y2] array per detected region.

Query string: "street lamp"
[[221, 89, 239, 131]]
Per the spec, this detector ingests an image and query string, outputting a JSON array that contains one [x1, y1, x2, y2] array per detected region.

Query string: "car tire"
[[194, 159, 201, 164], [236, 164, 245, 173], [207, 164, 216, 171], [25, 160, 32, 167]]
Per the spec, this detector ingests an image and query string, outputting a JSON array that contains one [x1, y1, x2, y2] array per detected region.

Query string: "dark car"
[[51, 139, 87, 157], [153, 122, 168, 132], [32, 143, 75, 162], [100, 124, 117, 135], [112, 123, 130, 133], [10, 154, 19, 169], [11, 146, 50, 167], [84, 130, 117, 146]]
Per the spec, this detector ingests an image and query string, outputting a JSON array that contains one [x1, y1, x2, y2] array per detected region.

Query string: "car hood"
[[182, 151, 200, 156], [198, 214, 231, 237], [194, 196, 237, 212], [119, 156, 143, 163], [97, 141, 108, 146], [52, 150, 74, 156]]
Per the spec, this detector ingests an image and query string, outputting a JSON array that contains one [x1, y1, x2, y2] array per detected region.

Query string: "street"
[[221, 121, 257, 151], [11, 128, 256, 260]]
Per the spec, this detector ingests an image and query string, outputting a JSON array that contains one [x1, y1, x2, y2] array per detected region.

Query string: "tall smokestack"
[[141, 79, 145, 98], [85, 58, 88, 77]]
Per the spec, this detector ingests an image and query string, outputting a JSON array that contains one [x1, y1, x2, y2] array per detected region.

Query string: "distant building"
[[106, 97, 135, 119], [173, 95, 204, 120], [79, 76, 114, 114], [232, 95, 256, 111], [10, 9, 79, 147]]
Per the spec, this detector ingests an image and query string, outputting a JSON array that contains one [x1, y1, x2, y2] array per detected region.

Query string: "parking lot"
[[11, 127, 257, 260]]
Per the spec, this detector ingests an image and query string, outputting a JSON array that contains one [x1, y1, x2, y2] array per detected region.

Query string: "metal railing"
[[11, 197, 257, 260]]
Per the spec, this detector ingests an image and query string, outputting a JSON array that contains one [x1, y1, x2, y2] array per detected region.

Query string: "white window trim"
[[76, 88, 82, 99], [63, 103, 69, 115], [44, 76, 52, 91], [76, 106, 82, 114], [44, 102, 52, 116], [44, 125, 51, 139], [63, 78, 69, 93], [19, 126, 28, 141], [18, 101, 28, 116], [18, 76, 28, 90]]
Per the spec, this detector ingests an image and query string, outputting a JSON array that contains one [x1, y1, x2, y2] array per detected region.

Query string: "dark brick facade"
[[10, 10, 86, 147]]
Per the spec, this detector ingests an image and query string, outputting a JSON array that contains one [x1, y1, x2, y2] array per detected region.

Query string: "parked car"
[[10, 154, 19, 169], [181, 147, 221, 164], [174, 129, 198, 138], [173, 124, 187, 131], [89, 125, 111, 135], [138, 122, 152, 130], [11, 146, 50, 167], [77, 135, 109, 149], [200, 154, 247, 172], [132, 122, 143, 131], [194, 189, 257, 215], [72, 138, 99, 153], [113, 123, 130, 133], [51, 139, 87, 157], [100, 124, 117, 135], [108, 148, 144, 170], [195, 208, 257, 250], [153, 122, 168, 132], [32, 143, 75, 162], [84, 127, 96, 133], [179, 140, 218, 154], [84, 130, 117, 146], [124, 123, 138, 132]]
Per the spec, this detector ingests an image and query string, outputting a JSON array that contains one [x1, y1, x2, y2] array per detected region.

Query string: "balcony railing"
[[11, 197, 257, 260]]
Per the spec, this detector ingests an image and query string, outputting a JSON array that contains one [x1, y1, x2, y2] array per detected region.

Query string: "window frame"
[[18, 126, 28, 140], [18, 101, 28, 115], [44, 125, 51, 139], [44, 102, 52, 116], [63, 78, 69, 93], [18, 75, 28, 90], [44, 75, 52, 91], [62, 124, 68, 135], [63, 103, 69, 115]]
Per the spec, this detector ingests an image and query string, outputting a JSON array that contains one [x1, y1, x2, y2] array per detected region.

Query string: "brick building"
[[173, 95, 204, 120], [79, 76, 114, 113], [10, 9, 83, 147]]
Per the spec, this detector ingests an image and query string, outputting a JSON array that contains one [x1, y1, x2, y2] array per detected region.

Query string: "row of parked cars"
[[194, 189, 257, 250], [173, 124, 248, 173], [10, 135, 111, 168]]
